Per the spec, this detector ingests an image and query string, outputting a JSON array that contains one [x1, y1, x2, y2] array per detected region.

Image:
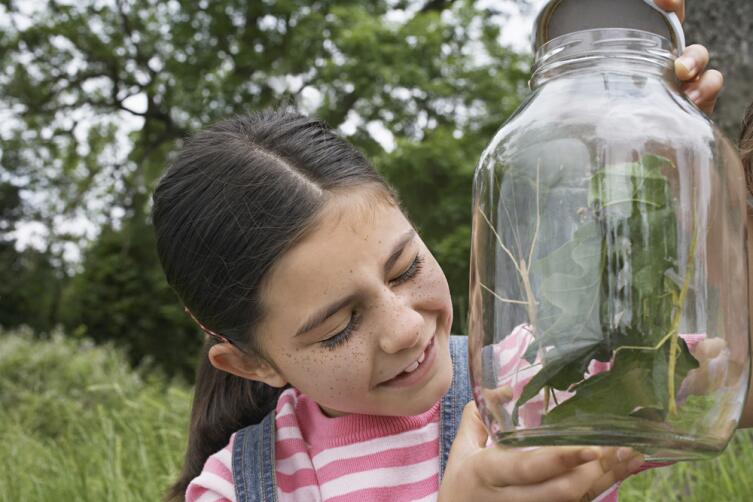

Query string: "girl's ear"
[[207, 343, 288, 388]]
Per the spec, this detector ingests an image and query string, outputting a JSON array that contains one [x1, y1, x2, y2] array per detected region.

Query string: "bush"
[[0, 328, 190, 501], [60, 221, 203, 380]]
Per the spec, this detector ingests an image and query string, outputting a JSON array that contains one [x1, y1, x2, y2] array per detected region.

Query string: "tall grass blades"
[[621, 429, 753, 501], [0, 329, 191, 501]]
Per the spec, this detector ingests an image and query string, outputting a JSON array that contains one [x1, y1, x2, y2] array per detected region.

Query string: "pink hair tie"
[[184, 306, 231, 344]]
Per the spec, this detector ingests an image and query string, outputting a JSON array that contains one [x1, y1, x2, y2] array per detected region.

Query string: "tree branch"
[[420, 0, 456, 13], [321, 90, 359, 129]]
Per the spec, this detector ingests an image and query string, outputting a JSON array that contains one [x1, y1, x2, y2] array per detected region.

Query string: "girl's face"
[[254, 188, 454, 417]]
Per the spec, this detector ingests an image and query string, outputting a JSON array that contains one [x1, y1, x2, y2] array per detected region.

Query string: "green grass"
[[621, 430, 753, 501], [1, 329, 752, 501], [0, 329, 191, 501]]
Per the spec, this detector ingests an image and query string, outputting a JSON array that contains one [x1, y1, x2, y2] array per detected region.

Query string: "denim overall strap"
[[232, 409, 277, 502], [439, 335, 472, 480]]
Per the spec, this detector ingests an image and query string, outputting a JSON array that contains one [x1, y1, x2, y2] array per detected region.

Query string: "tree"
[[0, 181, 62, 333], [1, 0, 529, 372], [60, 217, 201, 378]]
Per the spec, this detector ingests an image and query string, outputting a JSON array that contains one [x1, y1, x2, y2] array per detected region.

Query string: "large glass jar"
[[468, 25, 750, 460]]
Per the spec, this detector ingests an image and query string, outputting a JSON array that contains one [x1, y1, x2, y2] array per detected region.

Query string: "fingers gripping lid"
[[532, 0, 685, 54]]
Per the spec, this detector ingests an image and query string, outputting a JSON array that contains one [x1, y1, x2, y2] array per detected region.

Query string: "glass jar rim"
[[531, 28, 676, 79], [535, 28, 676, 63]]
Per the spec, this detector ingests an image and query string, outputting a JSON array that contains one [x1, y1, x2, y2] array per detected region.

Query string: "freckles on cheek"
[[289, 346, 367, 401], [418, 268, 448, 298], [326, 347, 369, 396]]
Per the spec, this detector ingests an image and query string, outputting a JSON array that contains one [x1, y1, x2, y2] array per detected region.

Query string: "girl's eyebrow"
[[383, 229, 416, 274], [293, 229, 416, 338], [294, 294, 357, 337]]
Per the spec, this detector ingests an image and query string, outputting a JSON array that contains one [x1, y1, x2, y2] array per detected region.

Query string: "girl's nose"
[[378, 296, 424, 354]]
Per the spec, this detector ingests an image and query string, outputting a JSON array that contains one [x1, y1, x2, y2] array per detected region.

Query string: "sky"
[[9, 0, 549, 259], [497, 0, 549, 51]]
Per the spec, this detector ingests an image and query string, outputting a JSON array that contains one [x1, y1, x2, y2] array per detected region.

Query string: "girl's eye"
[[319, 254, 423, 351], [390, 253, 424, 286], [321, 311, 361, 350]]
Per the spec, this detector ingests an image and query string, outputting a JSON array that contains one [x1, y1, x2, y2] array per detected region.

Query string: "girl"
[[154, 110, 641, 502], [152, 3, 724, 501]]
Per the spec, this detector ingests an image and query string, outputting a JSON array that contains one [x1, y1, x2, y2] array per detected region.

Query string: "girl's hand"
[[683, 338, 747, 397], [683, 338, 730, 396], [655, 0, 723, 114], [439, 402, 644, 502]]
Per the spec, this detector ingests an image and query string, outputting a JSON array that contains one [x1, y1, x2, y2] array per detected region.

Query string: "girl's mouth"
[[379, 336, 437, 388]]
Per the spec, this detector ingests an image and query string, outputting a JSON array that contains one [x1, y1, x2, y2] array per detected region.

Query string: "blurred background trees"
[[0, 0, 750, 379]]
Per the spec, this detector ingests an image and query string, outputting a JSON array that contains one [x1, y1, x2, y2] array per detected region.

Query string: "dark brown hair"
[[742, 101, 753, 193], [152, 111, 392, 500]]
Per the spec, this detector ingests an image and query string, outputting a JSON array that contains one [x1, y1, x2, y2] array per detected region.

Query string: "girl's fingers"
[[451, 402, 645, 497], [675, 44, 710, 81], [694, 337, 726, 360], [584, 451, 645, 499], [474, 445, 628, 487], [681, 69, 724, 114], [449, 401, 490, 461], [654, 0, 685, 23], [499, 450, 643, 502]]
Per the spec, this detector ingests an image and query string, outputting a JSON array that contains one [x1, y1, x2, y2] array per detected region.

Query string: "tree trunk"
[[684, 0, 753, 142]]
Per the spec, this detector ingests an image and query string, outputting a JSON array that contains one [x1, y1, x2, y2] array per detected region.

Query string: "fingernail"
[[676, 56, 696, 77], [686, 89, 702, 103], [616, 447, 633, 462]]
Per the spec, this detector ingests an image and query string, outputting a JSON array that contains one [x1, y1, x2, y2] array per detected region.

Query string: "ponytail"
[[167, 342, 284, 500]]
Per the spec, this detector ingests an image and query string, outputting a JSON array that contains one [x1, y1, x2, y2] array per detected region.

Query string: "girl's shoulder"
[[185, 434, 237, 502], [183, 388, 301, 502]]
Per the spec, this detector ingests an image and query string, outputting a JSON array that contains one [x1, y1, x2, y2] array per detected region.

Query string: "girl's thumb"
[[449, 401, 490, 461]]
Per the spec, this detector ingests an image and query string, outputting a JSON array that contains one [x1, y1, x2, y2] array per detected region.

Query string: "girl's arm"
[[439, 402, 643, 502]]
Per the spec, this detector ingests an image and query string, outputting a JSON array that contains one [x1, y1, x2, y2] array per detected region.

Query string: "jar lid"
[[532, 0, 685, 54]]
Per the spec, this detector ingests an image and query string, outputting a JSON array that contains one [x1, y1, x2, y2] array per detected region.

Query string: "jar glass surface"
[[468, 28, 749, 461]]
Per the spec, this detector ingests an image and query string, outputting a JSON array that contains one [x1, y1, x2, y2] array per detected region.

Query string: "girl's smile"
[[377, 334, 437, 388], [251, 187, 455, 417]]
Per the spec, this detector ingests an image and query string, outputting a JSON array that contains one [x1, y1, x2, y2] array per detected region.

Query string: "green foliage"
[[620, 429, 753, 501], [542, 340, 697, 425], [0, 243, 63, 333], [0, 181, 63, 333], [512, 155, 700, 424], [60, 218, 202, 380], [1, 0, 531, 371], [0, 329, 190, 501]]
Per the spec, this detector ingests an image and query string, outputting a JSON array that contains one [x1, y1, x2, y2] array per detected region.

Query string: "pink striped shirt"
[[186, 388, 441, 501]]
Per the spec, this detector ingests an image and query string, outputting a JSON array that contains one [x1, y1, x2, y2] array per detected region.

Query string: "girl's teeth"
[[404, 360, 420, 373], [401, 341, 431, 375]]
